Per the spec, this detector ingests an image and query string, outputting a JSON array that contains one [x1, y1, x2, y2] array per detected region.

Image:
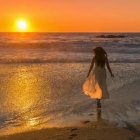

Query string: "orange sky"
[[0, 0, 140, 32]]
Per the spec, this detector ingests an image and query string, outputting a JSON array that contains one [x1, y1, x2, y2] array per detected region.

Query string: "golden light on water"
[[27, 117, 40, 127], [5, 66, 52, 129], [7, 66, 39, 111]]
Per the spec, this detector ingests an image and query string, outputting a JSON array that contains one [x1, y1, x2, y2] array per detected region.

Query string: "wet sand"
[[0, 63, 140, 139], [1, 109, 140, 140], [0, 120, 140, 140]]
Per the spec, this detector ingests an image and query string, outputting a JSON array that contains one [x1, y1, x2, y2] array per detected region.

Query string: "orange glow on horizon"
[[0, 0, 140, 32]]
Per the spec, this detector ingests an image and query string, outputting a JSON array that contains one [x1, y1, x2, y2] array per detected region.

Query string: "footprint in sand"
[[68, 128, 78, 139], [70, 128, 78, 132], [88, 113, 94, 116], [82, 120, 91, 124], [70, 134, 78, 137], [68, 134, 78, 139]]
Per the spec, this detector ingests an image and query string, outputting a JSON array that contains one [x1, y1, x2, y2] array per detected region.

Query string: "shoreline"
[[0, 119, 140, 140]]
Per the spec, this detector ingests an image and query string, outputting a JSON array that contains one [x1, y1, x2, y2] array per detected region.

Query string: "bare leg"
[[97, 99, 101, 108]]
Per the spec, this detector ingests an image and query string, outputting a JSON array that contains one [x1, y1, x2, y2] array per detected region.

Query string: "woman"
[[83, 47, 114, 108]]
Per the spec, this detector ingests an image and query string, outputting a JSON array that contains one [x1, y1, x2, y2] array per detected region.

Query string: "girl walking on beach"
[[83, 47, 114, 108]]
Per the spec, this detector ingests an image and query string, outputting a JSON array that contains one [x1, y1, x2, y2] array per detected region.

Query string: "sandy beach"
[[0, 121, 140, 140], [0, 63, 140, 140]]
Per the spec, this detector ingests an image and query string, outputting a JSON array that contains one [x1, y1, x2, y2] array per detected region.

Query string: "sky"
[[0, 0, 140, 32]]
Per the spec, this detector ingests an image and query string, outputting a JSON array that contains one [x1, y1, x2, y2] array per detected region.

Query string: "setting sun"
[[17, 20, 28, 32]]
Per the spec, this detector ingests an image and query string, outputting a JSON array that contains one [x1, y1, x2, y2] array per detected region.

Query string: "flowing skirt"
[[83, 66, 109, 100]]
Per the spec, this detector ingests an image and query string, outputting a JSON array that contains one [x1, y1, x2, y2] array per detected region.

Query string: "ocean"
[[0, 32, 140, 135]]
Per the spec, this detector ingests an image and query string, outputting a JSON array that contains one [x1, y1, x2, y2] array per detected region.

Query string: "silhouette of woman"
[[83, 47, 114, 108]]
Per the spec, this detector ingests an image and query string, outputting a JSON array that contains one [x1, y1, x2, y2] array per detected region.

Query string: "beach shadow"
[[68, 108, 103, 139], [82, 108, 102, 125], [97, 108, 102, 121]]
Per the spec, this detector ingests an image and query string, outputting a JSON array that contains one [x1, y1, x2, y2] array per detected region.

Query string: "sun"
[[17, 20, 28, 32]]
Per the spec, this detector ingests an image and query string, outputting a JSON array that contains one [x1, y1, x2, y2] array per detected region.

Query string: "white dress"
[[83, 63, 109, 100]]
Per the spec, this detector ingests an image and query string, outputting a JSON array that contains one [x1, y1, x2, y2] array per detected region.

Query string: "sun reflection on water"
[[0, 64, 55, 135], [7, 66, 40, 112], [5, 65, 53, 128], [27, 117, 40, 127]]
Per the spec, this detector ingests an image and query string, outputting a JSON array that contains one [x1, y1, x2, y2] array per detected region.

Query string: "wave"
[[0, 32, 139, 64], [0, 58, 140, 64]]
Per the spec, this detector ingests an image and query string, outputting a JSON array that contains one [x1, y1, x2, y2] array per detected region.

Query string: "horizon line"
[[0, 31, 140, 33]]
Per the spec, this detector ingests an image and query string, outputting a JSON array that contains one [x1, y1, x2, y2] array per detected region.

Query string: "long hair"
[[93, 47, 107, 67]]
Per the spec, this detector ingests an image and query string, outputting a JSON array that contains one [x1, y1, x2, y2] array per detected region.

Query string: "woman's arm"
[[87, 57, 95, 77], [105, 56, 114, 77]]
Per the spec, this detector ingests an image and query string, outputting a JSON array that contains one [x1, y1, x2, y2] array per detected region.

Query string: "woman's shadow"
[[97, 108, 102, 121], [96, 108, 111, 127]]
